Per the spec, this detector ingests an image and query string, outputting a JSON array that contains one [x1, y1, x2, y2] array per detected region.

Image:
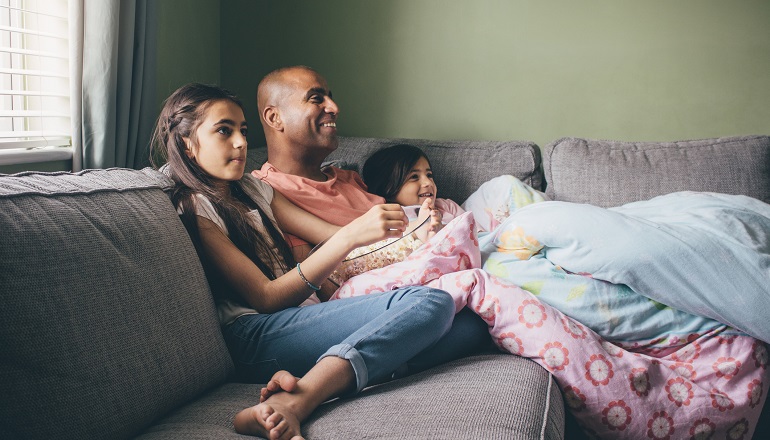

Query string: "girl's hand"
[[427, 208, 443, 240], [341, 204, 408, 247], [414, 198, 442, 242]]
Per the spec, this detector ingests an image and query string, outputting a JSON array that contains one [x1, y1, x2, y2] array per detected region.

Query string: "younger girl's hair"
[[362, 144, 430, 203], [150, 83, 295, 285]]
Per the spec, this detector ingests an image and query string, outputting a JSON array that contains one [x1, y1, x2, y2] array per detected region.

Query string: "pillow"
[[461, 174, 549, 232]]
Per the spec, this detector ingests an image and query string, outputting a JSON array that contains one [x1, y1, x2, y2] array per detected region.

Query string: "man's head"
[[257, 66, 339, 165]]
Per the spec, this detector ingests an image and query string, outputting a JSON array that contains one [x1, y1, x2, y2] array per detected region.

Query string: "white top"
[[186, 174, 318, 325]]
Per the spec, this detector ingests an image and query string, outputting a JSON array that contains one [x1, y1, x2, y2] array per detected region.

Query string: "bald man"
[[253, 66, 385, 248], [252, 65, 494, 393]]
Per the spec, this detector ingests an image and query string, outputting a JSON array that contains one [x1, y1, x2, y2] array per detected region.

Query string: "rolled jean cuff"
[[318, 343, 368, 393]]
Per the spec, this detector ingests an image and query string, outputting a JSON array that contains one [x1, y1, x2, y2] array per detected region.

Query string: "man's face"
[[279, 69, 339, 153]]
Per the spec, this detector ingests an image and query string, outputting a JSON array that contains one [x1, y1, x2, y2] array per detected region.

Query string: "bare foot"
[[260, 370, 299, 403], [234, 392, 306, 439], [234, 359, 355, 439]]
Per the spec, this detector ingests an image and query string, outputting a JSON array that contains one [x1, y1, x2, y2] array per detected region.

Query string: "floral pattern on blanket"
[[330, 212, 768, 439]]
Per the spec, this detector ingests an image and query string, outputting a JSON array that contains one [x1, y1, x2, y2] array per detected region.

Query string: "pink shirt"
[[435, 198, 465, 224], [253, 162, 386, 247]]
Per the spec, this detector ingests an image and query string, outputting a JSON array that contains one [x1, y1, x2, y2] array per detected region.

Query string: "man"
[[253, 66, 385, 249], [253, 64, 492, 353]]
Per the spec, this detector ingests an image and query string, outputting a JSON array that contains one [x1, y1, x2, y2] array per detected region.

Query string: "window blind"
[[0, 0, 71, 152]]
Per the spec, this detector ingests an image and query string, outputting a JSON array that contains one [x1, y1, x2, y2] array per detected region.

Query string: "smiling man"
[[253, 66, 386, 244], [253, 66, 493, 395]]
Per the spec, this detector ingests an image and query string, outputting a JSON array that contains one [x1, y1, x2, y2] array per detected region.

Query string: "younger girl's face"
[[394, 156, 437, 206], [186, 100, 248, 183]]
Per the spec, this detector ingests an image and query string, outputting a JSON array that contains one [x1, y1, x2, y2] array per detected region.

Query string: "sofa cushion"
[[248, 136, 544, 204], [0, 168, 233, 440], [544, 135, 770, 207], [135, 353, 564, 439]]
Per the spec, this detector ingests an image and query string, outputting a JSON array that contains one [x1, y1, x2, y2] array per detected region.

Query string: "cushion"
[[135, 354, 565, 439], [544, 135, 770, 207], [0, 168, 233, 440], [461, 174, 549, 232], [248, 136, 544, 204]]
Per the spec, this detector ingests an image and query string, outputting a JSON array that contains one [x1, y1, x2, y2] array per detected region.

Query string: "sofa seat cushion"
[[136, 353, 564, 440], [544, 135, 770, 207], [0, 168, 233, 440]]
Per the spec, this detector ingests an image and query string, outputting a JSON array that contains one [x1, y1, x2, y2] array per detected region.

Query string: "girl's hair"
[[362, 144, 430, 202], [150, 83, 295, 285]]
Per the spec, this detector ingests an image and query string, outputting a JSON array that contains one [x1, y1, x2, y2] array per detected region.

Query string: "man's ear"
[[263, 106, 283, 131]]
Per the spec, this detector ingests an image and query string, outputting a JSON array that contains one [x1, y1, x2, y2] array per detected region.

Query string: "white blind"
[[0, 0, 71, 151]]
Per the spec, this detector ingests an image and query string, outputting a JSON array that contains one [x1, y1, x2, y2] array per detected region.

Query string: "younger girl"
[[363, 143, 549, 234], [151, 84, 486, 440], [362, 144, 468, 237]]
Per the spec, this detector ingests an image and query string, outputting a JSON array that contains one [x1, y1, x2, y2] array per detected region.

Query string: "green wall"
[[6, 0, 768, 174], [220, 0, 770, 150], [156, 0, 221, 112]]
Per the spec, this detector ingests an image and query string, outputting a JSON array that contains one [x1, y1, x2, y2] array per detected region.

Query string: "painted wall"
[[220, 0, 770, 150], [156, 0, 221, 112]]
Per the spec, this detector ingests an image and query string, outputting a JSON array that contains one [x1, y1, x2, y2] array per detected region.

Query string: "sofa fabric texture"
[[136, 354, 564, 440], [0, 168, 232, 440], [544, 135, 770, 207]]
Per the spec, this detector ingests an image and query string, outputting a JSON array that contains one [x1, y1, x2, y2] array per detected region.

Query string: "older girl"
[[151, 84, 475, 440]]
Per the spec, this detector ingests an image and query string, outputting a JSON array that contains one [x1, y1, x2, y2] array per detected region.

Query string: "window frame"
[[0, 0, 72, 166]]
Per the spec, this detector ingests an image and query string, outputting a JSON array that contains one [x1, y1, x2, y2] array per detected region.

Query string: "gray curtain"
[[70, 0, 157, 171]]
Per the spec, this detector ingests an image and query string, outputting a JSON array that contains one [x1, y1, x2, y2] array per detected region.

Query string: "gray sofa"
[[1, 134, 768, 440]]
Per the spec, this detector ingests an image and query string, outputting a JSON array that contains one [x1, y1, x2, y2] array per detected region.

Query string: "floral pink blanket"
[[330, 213, 768, 439]]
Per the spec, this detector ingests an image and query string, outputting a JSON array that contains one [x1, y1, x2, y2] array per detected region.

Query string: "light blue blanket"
[[480, 191, 770, 346]]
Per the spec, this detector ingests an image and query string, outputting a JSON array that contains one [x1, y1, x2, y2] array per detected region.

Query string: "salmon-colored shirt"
[[253, 162, 386, 247]]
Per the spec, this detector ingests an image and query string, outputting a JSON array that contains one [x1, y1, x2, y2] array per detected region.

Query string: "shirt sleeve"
[[436, 198, 465, 217]]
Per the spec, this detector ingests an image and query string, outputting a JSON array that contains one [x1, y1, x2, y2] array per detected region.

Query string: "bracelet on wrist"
[[296, 263, 321, 291]]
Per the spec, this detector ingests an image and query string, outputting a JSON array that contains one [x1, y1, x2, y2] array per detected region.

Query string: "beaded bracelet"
[[296, 263, 321, 291]]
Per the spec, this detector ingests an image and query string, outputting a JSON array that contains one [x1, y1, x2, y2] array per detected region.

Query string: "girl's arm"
[[195, 204, 407, 313]]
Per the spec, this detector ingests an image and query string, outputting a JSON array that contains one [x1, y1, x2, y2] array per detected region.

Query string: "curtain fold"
[[70, 0, 157, 171]]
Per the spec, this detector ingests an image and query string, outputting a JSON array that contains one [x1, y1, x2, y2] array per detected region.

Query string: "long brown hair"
[[150, 83, 295, 285]]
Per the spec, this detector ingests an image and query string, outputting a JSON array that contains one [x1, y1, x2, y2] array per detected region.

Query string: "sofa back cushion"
[[0, 168, 232, 440], [544, 135, 770, 207], [248, 136, 544, 203]]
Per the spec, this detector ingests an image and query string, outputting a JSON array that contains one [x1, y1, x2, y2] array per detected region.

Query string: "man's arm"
[[271, 191, 340, 244]]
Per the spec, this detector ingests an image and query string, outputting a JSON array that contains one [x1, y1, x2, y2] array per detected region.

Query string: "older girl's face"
[[186, 100, 248, 183], [394, 156, 437, 206]]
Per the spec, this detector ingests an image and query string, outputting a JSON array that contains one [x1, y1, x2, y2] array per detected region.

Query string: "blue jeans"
[[223, 286, 491, 392]]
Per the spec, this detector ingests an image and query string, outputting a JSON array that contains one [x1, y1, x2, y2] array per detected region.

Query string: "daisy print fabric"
[[330, 212, 768, 439]]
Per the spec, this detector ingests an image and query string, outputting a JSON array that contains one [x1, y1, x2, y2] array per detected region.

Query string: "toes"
[[233, 405, 274, 436]]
